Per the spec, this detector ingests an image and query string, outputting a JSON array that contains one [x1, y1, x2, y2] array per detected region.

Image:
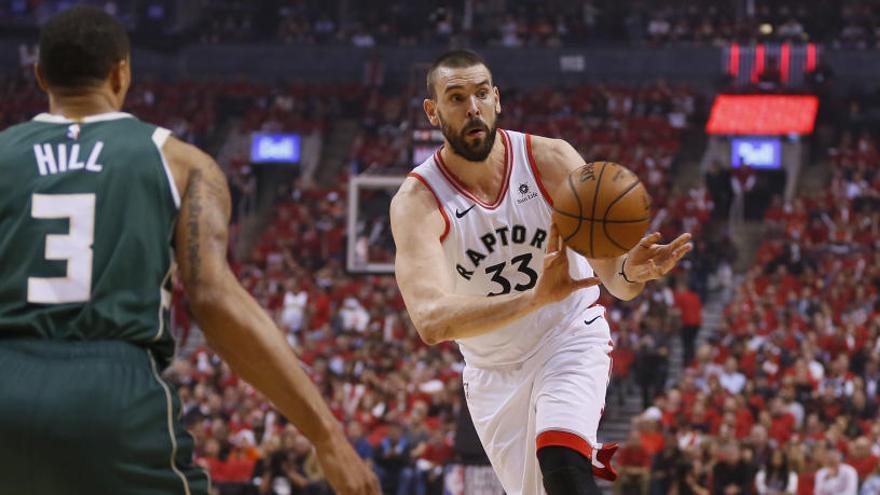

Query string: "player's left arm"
[[528, 135, 692, 301]]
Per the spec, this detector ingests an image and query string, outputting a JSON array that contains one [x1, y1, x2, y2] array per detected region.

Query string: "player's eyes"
[[477, 90, 489, 98]]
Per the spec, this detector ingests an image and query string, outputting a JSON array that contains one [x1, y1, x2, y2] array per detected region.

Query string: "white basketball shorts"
[[462, 314, 614, 495]]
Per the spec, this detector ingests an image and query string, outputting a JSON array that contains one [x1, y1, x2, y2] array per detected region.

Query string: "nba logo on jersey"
[[67, 124, 80, 140]]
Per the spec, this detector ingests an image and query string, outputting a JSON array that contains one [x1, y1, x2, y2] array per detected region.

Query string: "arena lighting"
[[780, 44, 791, 83], [725, 42, 818, 87], [728, 43, 740, 76], [750, 44, 765, 84], [705, 95, 819, 135]]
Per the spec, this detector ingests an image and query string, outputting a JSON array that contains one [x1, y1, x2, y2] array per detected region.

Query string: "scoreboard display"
[[706, 95, 819, 136]]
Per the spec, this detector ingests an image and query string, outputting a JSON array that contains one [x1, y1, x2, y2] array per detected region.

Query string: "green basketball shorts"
[[0, 339, 211, 495]]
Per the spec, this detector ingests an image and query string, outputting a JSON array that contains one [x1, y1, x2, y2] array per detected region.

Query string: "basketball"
[[552, 162, 652, 259]]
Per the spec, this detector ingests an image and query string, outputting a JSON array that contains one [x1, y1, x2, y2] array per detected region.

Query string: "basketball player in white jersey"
[[390, 51, 692, 494]]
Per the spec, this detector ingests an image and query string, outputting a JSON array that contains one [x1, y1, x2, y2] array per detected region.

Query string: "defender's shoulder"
[[162, 135, 216, 170], [0, 120, 43, 145]]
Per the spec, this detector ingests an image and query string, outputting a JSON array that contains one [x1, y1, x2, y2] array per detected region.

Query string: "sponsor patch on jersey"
[[516, 182, 538, 205]]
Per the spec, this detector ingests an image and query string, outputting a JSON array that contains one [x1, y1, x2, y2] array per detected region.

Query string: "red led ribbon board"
[[706, 95, 819, 135]]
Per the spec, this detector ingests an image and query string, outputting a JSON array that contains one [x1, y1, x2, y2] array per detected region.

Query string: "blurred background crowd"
[[1, 0, 879, 494]]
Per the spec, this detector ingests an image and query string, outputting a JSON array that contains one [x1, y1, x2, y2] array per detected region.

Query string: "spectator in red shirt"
[[795, 443, 824, 495], [720, 395, 754, 440], [615, 431, 651, 495], [611, 328, 637, 406], [846, 436, 879, 482], [197, 433, 258, 494], [196, 438, 226, 482], [768, 398, 797, 445], [414, 429, 452, 495], [674, 277, 703, 367], [637, 417, 666, 457]]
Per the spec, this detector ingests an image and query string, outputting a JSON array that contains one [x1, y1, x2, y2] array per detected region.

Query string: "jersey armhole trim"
[[525, 134, 554, 207], [151, 127, 181, 209], [407, 172, 450, 242]]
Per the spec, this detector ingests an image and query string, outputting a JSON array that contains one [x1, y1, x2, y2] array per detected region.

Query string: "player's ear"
[[34, 63, 49, 92], [110, 57, 130, 93], [494, 86, 501, 114], [423, 98, 440, 127], [109, 57, 132, 108]]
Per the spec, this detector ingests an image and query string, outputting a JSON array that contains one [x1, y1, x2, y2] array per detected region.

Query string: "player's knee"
[[537, 446, 600, 495]]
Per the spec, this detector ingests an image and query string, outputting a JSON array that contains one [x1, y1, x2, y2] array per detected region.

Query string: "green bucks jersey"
[[0, 112, 180, 365]]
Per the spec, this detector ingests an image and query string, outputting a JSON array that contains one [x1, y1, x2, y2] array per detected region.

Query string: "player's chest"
[[444, 199, 551, 297]]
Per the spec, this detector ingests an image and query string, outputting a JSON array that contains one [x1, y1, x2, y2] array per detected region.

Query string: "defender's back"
[[0, 112, 179, 364]]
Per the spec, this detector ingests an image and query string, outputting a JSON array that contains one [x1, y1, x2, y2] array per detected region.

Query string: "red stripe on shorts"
[[536, 430, 593, 459]]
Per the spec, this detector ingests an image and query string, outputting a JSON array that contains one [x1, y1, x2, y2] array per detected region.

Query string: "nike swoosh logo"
[[584, 315, 603, 326], [455, 204, 476, 218]]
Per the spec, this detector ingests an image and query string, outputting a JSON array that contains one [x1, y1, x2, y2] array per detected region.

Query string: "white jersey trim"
[[151, 127, 181, 209], [32, 112, 134, 124], [433, 129, 513, 210], [147, 350, 194, 495], [523, 133, 555, 207]]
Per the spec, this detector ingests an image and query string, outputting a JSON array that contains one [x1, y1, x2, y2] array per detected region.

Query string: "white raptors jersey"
[[409, 129, 602, 368]]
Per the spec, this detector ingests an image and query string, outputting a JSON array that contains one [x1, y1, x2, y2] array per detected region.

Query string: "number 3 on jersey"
[[485, 253, 538, 297], [27, 193, 95, 304]]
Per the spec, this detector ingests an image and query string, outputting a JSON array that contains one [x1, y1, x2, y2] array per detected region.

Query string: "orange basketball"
[[552, 162, 652, 259]]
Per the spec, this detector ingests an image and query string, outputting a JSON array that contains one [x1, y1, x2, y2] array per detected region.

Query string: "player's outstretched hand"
[[535, 224, 601, 305], [623, 232, 693, 283], [314, 434, 381, 495]]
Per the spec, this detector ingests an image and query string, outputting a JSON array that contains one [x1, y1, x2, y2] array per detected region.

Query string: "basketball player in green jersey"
[[0, 7, 378, 495]]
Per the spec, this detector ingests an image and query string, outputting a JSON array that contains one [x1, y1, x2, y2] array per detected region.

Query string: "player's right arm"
[[390, 177, 599, 345], [163, 137, 379, 495]]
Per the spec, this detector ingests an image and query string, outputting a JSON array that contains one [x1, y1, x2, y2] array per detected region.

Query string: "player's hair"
[[426, 49, 492, 99], [38, 5, 130, 90]]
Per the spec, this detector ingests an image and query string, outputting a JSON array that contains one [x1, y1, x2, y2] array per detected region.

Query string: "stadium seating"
[[632, 128, 880, 493]]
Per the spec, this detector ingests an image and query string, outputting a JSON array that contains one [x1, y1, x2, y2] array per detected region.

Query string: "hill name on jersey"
[[34, 140, 105, 176]]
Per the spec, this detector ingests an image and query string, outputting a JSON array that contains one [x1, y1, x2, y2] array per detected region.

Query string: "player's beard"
[[438, 112, 496, 162]]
